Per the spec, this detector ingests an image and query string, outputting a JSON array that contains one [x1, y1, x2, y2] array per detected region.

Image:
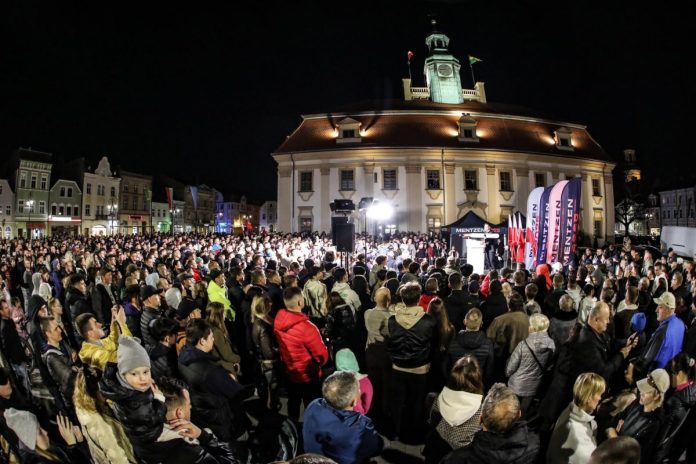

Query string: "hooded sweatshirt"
[[331, 282, 362, 314], [433, 388, 483, 449]]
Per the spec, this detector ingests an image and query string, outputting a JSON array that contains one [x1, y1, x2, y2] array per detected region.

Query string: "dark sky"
[[2, 1, 693, 200]]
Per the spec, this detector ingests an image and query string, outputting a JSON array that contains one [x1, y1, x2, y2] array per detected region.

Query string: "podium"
[[465, 238, 486, 275]]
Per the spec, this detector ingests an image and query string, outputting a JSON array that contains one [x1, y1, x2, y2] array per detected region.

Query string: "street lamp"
[[108, 203, 118, 236], [26, 200, 34, 238]]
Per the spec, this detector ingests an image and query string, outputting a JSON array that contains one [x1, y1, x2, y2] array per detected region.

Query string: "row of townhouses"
[[0, 148, 277, 239]]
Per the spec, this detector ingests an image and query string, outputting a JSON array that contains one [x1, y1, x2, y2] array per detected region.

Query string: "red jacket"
[[273, 309, 329, 383]]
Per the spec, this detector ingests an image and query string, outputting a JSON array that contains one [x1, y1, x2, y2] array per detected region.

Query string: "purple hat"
[[630, 312, 647, 333]]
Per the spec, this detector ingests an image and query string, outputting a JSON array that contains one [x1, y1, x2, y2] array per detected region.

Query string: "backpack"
[[245, 413, 298, 463]]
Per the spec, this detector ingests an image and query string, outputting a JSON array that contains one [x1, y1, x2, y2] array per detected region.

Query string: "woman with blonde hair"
[[73, 368, 137, 464], [206, 301, 240, 375], [250, 294, 279, 410], [547, 372, 606, 464]]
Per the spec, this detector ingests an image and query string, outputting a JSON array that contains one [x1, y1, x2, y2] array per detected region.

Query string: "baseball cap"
[[208, 269, 223, 280], [140, 285, 163, 300], [636, 368, 670, 395], [653, 292, 676, 309], [176, 298, 199, 319]]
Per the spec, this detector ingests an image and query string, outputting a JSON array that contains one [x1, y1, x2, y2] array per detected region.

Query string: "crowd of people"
[[0, 230, 694, 463]]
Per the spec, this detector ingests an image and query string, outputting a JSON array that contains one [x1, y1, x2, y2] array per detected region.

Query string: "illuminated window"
[[592, 179, 601, 196]]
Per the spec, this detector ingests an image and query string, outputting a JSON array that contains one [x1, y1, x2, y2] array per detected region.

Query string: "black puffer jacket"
[[321, 303, 355, 353], [441, 420, 540, 464], [147, 342, 179, 382], [178, 344, 242, 442], [136, 429, 239, 464], [66, 287, 95, 324], [140, 306, 163, 348], [99, 363, 166, 447], [447, 330, 494, 385], [387, 306, 436, 369]]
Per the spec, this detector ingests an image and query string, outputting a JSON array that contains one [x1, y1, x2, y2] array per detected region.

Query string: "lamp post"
[[26, 199, 34, 239], [108, 203, 118, 236]]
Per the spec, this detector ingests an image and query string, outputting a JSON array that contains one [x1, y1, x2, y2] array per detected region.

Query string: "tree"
[[615, 198, 645, 237]]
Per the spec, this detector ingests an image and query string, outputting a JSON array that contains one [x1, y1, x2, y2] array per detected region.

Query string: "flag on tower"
[[468, 55, 483, 65]]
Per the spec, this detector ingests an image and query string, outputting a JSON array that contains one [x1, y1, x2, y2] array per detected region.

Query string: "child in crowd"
[[578, 284, 596, 324], [98, 336, 167, 458], [419, 278, 439, 312], [335, 348, 373, 415]]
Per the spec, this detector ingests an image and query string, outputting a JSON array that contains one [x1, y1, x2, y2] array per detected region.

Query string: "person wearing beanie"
[[99, 336, 167, 459], [335, 348, 373, 415], [3, 408, 89, 462]]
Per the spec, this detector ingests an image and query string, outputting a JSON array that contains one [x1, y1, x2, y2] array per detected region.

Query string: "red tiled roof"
[[273, 100, 610, 163]]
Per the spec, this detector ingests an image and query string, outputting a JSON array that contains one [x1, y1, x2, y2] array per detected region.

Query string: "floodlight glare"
[[366, 201, 394, 220]]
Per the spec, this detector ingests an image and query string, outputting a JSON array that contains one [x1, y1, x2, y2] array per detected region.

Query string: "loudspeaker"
[[332, 199, 355, 211], [334, 223, 355, 252]]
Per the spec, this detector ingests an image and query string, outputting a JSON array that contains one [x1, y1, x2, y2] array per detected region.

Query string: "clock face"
[[437, 63, 453, 77]]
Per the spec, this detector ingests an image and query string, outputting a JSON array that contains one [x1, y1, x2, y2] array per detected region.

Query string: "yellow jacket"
[[79, 320, 131, 371], [207, 281, 235, 321]]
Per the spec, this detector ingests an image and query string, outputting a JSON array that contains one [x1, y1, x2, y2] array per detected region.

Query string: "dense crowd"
[[0, 231, 694, 464]]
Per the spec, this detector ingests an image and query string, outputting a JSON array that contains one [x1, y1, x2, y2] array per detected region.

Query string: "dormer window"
[[554, 127, 574, 151], [336, 117, 362, 144], [458, 114, 479, 142]]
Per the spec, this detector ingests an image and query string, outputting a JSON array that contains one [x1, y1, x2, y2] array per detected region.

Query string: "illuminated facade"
[[273, 26, 616, 245]]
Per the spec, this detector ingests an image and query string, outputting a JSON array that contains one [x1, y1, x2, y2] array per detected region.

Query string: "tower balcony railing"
[[408, 86, 483, 102]]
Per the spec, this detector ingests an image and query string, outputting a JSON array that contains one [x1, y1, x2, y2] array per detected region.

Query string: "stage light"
[[367, 201, 394, 220]]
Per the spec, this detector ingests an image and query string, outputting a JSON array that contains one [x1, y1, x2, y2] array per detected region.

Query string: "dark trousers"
[[286, 379, 321, 422], [390, 369, 427, 442], [366, 342, 391, 420]]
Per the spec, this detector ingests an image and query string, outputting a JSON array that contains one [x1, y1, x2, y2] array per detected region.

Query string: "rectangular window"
[[123, 196, 128, 209], [111, 186, 116, 197], [342, 129, 355, 138], [499, 171, 512, 191], [58, 205, 64, 215], [340, 170, 355, 190], [426, 170, 441, 189], [20, 173, 26, 188], [0, 185, 2, 195], [427, 217, 442, 229], [86, 204, 90, 216], [30, 175, 37, 189], [67, 188, 73, 197], [74, 206, 79, 216], [559, 137, 570, 147], [463, 129, 474, 139], [5, 206, 9, 215], [465, 170, 478, 190], [123, 184, 129, 193], [299, 172, 313, 192], [60, 187, 65, 197], [51, 205, 57, 215], [592, 179, 601, 196], [133, 197, 138, 209], [535, 173, 545, 188], [86, 183, 91, 194], [65, 205, 72, 216], [18, 200, 24, 213], [39, 201, 45, 214], [383, 169, 397, 190], [41, 175, 47, 190]]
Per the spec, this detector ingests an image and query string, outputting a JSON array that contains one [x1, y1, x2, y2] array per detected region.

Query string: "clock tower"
[[424, 19, 464, 104]]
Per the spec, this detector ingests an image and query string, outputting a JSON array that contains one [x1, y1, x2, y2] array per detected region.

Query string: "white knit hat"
[[3, 408, 39, 450]]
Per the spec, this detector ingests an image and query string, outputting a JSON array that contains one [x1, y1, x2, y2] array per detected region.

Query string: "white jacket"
[[546, 402, 597, 464], [331, 282, 362, 314]]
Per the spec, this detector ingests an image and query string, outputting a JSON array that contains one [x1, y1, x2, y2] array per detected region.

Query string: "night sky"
[[2, 2, 693, 200]]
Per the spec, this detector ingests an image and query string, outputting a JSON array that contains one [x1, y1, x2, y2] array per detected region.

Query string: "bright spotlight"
[[366, 201, 393, 220]]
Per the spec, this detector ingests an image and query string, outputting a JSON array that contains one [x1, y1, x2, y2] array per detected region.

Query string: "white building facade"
[[259, 201, 278, 232], [0, 180, 15, 239], [273, 26, 616, 246], [82, 156, 121, 236]]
